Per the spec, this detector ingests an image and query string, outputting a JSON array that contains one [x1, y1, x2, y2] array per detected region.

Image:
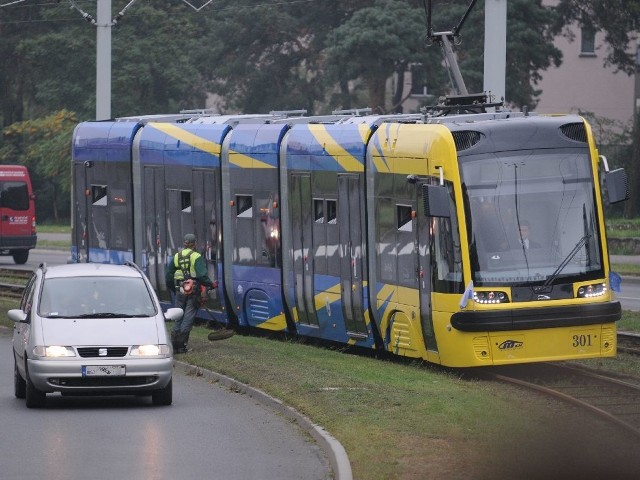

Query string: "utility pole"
[[483, 0, 507, 104], [426, 0, 507, 107], [96, 0, 112, 120]]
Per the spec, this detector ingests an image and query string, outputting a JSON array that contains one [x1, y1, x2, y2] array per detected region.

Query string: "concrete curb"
[[621, 275, 640, 285], [174, 360, 353, 480]]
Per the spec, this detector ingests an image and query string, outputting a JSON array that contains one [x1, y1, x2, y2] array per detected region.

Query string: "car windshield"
[[460, 148, 603, 286], [38, 276, 157, 318]]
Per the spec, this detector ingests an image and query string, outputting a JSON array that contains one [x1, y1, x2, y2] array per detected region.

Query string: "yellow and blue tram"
[[71, 109, 628, 366]]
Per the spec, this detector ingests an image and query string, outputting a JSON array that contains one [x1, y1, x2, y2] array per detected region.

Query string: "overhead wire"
[[0, 0, 326, 27]]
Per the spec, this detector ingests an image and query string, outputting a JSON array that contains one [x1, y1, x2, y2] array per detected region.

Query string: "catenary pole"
[[96, 0, 111, 120], [483, 0, 507, 104]]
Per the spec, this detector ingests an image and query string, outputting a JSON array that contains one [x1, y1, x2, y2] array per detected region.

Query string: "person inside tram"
[[474, 199, 510, 252], [518, 220, 541, 250]]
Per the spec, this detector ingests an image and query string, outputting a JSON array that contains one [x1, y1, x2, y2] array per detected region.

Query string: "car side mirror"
[[604, 168, 629, 204], [422, 184, 451, 218], [164, 307, 184, 322], [8, 309, 27, 323]]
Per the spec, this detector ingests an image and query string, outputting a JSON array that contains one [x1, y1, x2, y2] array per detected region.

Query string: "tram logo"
[[498, 339, 524, 350]]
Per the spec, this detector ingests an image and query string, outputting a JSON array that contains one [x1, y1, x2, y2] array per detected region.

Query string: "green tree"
[[0, 1, 51, 126], [110, 2, 211, 116], [324, 0, 435, 113], [1, 110, 77, 222], [0, 1, 213, 123], [199, 0, 367, 114]]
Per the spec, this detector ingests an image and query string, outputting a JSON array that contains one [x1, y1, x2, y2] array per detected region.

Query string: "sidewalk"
[[38, 232, 70, 243], [611, 255, 640, 265]]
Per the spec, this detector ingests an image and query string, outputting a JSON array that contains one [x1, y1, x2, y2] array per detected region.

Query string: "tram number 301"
[[572, 334, 594, 348]]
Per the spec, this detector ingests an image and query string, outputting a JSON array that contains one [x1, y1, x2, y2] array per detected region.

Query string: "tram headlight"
[[577, 283, 607, 298], [473, 291, 509, 304]]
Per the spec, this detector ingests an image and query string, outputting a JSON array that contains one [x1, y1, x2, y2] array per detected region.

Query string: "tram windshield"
[[460, 148, 603, 286]]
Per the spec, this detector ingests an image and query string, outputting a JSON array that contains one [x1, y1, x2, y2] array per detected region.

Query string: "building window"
[[580, 24, 596, 56], [410, 64, 428, 97]]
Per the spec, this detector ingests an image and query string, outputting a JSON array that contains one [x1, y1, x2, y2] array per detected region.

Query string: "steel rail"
[[486, 362, 640, 441]]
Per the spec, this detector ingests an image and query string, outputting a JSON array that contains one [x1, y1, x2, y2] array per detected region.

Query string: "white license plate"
[[82, 365, 126, 377]]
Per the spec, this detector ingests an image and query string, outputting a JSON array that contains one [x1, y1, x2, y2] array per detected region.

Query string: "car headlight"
[[473, 291, 509, 304], [577, 283, 607, 298], [130, 344, 170, 356], [33, 346, 76, 357]]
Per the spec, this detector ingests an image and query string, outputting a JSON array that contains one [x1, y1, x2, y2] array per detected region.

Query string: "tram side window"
[[110, 188, 129, 249], [326, 199, 339, 274], [431, 185, 463, 294], [235, 195, 255, 265], [397, 205, 413, 232], [314, 199, 324, 223], [166, 189, 193, 252], [377, 198, 397, 284], [312, 198, 338, 275], [89, 184, 109, 249], [236, 195, 253, 218], [326, 199, 337, 224], [397, 204, 416, 287], [0, 182, 29, 210], [181, 191, 192, 213], [92, 185, 108, 206], [313, 199, 327, 274], [257, 196, 278, 267]]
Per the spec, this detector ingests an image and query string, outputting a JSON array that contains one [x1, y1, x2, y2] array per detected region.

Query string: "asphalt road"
[[3, 235, 341, 479], [1, 328, 331, 480]]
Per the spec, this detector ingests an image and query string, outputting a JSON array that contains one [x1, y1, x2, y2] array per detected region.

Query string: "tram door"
[[193, 169, 222, 310], [73, 163, 89, 262], [143, 166, 166, 291], [290, 173, 318, 326], [337, 175, 367, 335], [73, 161, 110, 263], [417, 182, 437, 352]]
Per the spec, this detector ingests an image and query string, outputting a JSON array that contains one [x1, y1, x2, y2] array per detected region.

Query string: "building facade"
[[535, 20, 634, 129]]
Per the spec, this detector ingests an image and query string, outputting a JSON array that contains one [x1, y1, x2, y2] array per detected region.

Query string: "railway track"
[[0, 267, 32, 298], [484, 362, 640, 440], [618, 330, 640, 355]]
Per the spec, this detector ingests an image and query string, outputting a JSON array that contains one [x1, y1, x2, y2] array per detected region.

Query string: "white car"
[[10, 262, 183, 408]]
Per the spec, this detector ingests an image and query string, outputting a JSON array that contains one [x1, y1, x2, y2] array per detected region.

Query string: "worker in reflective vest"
[[165, 233, 214, 353]]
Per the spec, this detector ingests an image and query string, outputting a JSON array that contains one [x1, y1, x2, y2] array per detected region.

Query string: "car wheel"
[[152, 378, 173, 406], [25, 368, 46, 408], [14, 359, 26, 399], [12, 250, 29, 265]]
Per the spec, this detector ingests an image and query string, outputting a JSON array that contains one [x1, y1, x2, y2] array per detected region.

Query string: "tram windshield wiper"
[[543, 233, 590, 287]]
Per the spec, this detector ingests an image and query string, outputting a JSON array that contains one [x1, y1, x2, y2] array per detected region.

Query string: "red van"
[[0, 166, 37, 264]]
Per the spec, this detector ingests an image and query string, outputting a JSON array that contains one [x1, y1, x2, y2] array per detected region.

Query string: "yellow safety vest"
[[173, 248, 200, 284]]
